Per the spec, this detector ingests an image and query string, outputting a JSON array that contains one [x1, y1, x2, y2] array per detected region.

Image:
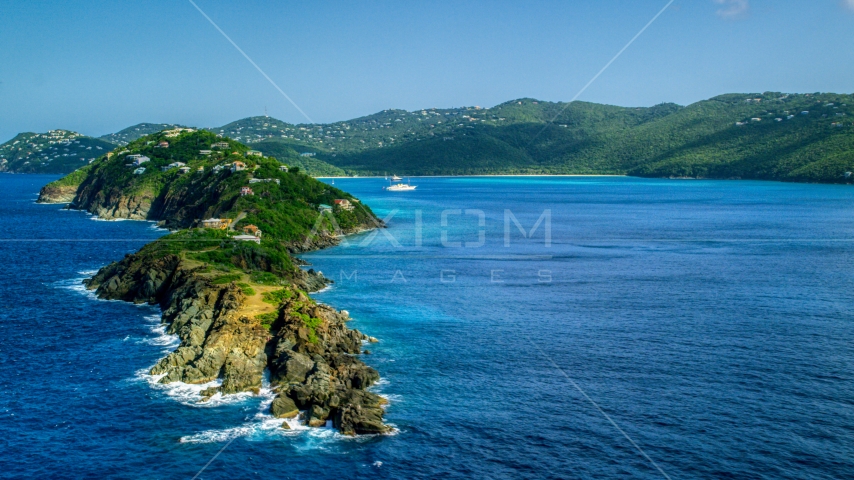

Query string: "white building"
[[161, 162, 186, 172], [233, 234, 261, 244], [126, 154, 150, 166]]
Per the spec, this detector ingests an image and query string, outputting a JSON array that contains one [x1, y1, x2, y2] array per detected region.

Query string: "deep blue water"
[[1, 174, 853, 479]]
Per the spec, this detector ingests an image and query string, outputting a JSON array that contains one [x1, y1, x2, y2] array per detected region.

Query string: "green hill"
[[0, 130, 115, 174], [38, 130, 389, 434], [10, 91, 854, 181], [214, 93, 854, 182], [54, 129, 375, 240]]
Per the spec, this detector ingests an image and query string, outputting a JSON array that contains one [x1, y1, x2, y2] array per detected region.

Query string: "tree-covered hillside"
[[213, 93, 854, 182], [9, 91, 854, 182], [0, 130, 115, 174], [60, 129, 374, 240]]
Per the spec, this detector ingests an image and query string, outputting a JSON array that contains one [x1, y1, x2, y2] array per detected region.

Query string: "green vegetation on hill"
[[12, 91, 854, 182], [0, 130, 115, 174], [249, 139, 346, 176], [45, 129, 377, 281], [214, 93, 854, 183], [44, 130, 388, 433]]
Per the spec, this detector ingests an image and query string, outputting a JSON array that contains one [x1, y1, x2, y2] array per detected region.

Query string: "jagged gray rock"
[[85, 253, 389, 434]]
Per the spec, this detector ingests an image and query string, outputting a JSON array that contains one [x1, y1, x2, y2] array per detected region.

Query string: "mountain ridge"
[[7, 91, 854, 182]]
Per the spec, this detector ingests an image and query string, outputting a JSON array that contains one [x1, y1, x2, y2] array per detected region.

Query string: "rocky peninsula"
[[38, 129, 390, 435]]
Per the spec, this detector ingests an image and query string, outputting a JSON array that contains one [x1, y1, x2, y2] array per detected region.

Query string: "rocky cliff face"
[[266, 289, 388, 434], [36, 184, 80, 204], [85, 252, 390, 434], [37, 175, 154, 219], [70, 175, 159, 222]]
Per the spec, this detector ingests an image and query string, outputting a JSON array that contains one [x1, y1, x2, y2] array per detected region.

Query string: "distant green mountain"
[[248, 139, 345, 177], [212, 92, 854, 183], [0, 130, 116, 174], [98, 123, 186, 146], [8, 92, 854, 181]]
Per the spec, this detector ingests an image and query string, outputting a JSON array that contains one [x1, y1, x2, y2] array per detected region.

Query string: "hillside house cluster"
[[279, 165, 289, 172], [163, 128, 195, 138], [246, 150, 263, 157], [211, 142, 229, 149], [231, 161, 246, 172], [240, 186, 254, 196]]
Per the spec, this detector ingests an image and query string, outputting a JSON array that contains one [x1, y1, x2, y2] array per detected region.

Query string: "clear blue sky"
[[2, 0, 853, 142]]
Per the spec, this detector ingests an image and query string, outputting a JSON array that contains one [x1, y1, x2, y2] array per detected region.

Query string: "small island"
[[39, 129, 390, 435]]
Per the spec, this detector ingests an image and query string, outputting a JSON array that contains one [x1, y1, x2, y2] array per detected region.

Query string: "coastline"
[[34, 132, 393, 435], [313, 173, 854, 186], [314, 174, 628, 179], [77, 219, 391, 435]]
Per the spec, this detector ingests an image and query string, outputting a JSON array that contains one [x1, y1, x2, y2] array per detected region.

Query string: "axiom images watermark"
[[334, 268, 554, 285], [304, 208, 553, 250]]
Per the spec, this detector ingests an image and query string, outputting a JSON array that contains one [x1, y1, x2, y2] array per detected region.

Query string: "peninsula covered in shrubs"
[[38, 129, 390, 435]]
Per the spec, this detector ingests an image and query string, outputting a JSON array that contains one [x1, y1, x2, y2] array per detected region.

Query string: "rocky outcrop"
[[265, 289, 390, 435], [37, 184, 79, 204], [86, 254, 269, 394], [72, 180, 155, 221], [68, 168, 265, 230], [85, 251, 389, 434]]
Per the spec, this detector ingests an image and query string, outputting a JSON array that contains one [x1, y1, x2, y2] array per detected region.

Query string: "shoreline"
[[313, 174, 853, 186], [315, 174, 627, 179], [73, 202, 390, 434]]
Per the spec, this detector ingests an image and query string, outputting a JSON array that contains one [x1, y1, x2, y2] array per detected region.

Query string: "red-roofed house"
[[242, 224, 262, 237], [333, 199, 354, 211]]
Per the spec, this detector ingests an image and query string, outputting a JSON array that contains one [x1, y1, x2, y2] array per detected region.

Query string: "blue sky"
[[2, 0, 853, 142]]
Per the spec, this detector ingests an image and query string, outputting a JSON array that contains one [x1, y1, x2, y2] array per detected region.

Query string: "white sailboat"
[[391, 174, 402, 181]]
